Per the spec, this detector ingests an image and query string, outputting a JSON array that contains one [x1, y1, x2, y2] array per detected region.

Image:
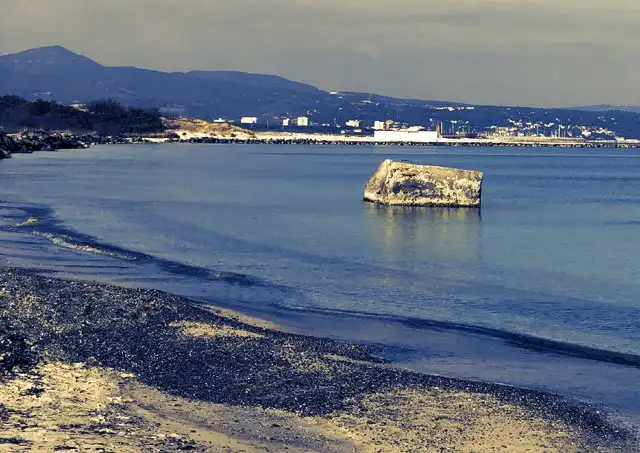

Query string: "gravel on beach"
[[0, 266, 637, 452]]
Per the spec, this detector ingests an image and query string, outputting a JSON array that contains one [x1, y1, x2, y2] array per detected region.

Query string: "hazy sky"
[[1, 0, 639, 107]]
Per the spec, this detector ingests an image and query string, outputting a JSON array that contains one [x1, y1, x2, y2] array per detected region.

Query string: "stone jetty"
[[364, 159, 484, 207]]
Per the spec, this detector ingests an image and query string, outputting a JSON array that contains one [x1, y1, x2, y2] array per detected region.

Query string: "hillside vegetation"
[[0, 96, 164, 135], [164, 117, 254, 139]]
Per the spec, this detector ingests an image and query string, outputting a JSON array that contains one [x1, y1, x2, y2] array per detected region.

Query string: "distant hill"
[[0, 46, 461, 121], [186, 70, 320, 94], [3, 46, 640, 138], [566, 104, 640, 114], [0, 46, 328, 119]]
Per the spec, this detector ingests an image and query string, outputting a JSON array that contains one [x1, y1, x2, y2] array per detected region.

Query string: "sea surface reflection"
[[365, 204, 482, 262]]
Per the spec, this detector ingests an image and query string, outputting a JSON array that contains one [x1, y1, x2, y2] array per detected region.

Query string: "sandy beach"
[[0, 267, 636, 452]]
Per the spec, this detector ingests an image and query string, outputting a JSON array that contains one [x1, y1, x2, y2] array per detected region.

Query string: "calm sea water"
[[1, 144, 639, 426]]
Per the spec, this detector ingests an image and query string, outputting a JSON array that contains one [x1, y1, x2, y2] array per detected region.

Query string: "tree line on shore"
[[0, 96, 164, 135]]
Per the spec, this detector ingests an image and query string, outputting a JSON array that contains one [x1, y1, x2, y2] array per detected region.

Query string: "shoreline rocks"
[[364, 159, 484, 207], [0, 129, 90, 158], [0, 129, 155, 160]]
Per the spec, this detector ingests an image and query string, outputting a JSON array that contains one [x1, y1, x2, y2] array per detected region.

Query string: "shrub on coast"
[[86, 99, 164, 135], [0, 132, 16, 158], [0, 95, 164, 135]]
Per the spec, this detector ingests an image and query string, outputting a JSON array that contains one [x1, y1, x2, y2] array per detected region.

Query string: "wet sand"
[[0, 267, 636, 452]]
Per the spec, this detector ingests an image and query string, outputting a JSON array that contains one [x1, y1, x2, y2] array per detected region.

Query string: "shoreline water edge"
[[2, 127, 640, 162], [0, 266, 637, 452]]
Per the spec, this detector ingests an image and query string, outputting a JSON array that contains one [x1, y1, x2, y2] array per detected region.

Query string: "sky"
[[1, 0, 639, 107]]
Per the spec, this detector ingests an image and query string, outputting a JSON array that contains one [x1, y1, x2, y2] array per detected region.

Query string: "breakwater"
[[179, 136, 640, 148]]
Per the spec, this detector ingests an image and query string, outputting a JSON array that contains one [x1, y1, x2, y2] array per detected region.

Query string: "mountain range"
[[0, 46, 333, 119], [2, 46, 640, 138], [565, 104, 640, 114]]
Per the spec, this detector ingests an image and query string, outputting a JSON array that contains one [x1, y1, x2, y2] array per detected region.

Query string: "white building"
[[282, 118, 290, 127], [373, 121, 386, 130], [213, 118, 227, 123], [296, 116, 309, 127], [240, 117, 258, 124], [71, 103, 89, 112], [374, 130, 439, 143], [345, 119, 360, 128]]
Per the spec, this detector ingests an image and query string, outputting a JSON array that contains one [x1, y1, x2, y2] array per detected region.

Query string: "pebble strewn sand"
[[332, 389, 579, 452], [0, 267, 636, 452]]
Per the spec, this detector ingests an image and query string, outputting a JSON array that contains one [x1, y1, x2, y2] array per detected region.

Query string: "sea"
[[1, 143, 639, 429]]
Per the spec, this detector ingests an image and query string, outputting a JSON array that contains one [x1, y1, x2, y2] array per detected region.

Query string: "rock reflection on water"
[[365, 204, 482, 262]]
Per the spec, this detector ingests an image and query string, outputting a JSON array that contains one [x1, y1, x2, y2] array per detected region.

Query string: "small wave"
[[15, 217, 40, 227], [284, 305, 640, 369], [28, 228, 280, 290], [34, 231, 139, 261], [0, 202, 280, 290], [154, 259, 275, 288], [0, 203, 57, 232], [402, 317, 640, 369]]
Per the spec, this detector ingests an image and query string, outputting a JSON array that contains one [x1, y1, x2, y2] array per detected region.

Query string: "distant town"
[[192, 97, 635, 145], [3, 94, 639, 150], [235, 113, 619, 140]]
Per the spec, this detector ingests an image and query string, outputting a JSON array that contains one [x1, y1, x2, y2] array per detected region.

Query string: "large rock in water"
[[364, 159, 483, 207]]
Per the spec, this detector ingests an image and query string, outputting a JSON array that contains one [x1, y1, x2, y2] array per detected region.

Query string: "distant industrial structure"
[[232, 112, 441, 141], [373, 129, 440, 143]]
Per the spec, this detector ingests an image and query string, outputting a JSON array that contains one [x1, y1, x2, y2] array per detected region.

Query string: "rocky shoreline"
[[0, 130, 148, 160], [0, 266, 637, 452]]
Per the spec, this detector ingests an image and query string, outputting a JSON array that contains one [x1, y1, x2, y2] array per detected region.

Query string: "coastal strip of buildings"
[[221, 116, 443, 143], [211, 111, 629, 145], [160, 114, 640, 147]]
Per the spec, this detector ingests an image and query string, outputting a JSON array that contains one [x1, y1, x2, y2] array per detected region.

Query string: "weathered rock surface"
[[13, 128, 91, 153], [0, 129, 153, 160], [0, 129, 93, 158], [364, 159, 484, 207]]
